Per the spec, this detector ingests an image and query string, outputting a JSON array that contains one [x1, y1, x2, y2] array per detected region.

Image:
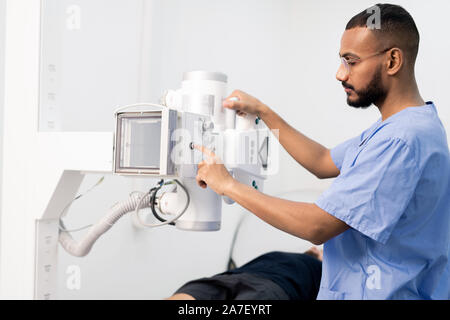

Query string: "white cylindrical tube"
[[176, 71, 228, 230], [236, 114, 256, 131], [174, 177, 222, 231], [163, 89, 183, 110], [181, 71, 228, 131], [158, 192, 185, 216], [225, 108, 236, 130], [225, 97, 237, 130]]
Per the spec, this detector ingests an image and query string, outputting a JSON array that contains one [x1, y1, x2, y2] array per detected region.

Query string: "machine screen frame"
[[113, 109, 177, 176], [114, 111, 163, 175]]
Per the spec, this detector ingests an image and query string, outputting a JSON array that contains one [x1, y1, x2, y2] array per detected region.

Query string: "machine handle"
[[224, 96, 238, 129]]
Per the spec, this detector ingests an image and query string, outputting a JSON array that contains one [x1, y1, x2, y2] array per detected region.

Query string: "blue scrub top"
[[315, 102, 450, 300]]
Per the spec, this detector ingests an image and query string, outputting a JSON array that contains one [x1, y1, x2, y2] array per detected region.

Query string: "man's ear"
[[386, 48, 403, 75]]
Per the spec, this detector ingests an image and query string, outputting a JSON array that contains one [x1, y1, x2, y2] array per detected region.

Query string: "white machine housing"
[[113, 71, 273, 231]]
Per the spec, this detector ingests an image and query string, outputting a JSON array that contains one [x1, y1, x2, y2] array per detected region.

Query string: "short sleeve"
[[330, 136, 360, 171], [315, 137, 420, 244]]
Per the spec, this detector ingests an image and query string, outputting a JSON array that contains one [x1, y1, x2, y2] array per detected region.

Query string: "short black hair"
[[346, 4, 420, 66]]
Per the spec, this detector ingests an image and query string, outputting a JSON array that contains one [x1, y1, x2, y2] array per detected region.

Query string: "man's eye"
[[344, 57, 357, 65], [341, 56, 358, 67]]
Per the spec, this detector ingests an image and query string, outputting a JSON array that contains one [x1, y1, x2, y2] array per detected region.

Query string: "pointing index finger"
[[192, 144, 215, 158]]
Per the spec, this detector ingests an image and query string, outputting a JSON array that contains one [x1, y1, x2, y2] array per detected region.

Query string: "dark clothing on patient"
[[175, 251, 322, 300], [175, 272, 290, 300]]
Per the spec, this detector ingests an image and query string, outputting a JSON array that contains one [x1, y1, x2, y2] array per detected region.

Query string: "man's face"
[[337, 28, 388, 109]]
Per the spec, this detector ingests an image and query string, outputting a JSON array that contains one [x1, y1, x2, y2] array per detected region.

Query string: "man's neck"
[[377, 80, 425, 121]]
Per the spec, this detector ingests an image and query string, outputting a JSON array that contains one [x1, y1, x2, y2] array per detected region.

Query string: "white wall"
[[1, 0, 447, 299], [0, 0, 6, 277]]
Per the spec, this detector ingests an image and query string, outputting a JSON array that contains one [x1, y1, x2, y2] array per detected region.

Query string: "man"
[[175, 3, 450, 299]]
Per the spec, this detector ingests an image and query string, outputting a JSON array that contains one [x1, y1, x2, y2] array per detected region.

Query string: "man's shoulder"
[[371, 116, 450, 175], [377, 114, 446, 149]]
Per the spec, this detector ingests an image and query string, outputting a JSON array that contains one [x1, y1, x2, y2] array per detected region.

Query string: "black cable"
[[149, 179, 175, 226], [226, 215, 247, 271]]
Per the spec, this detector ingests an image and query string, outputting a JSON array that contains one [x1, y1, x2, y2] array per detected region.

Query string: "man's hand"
[[224, 90, 339, 179], [194, 144, 235, 196], [223, 90, 269, 119]]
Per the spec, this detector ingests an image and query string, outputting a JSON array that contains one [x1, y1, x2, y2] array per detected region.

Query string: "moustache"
[[342, 82, 354, 90]]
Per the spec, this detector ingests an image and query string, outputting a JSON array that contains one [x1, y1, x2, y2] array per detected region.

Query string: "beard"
[[343, 66, 387, 109]]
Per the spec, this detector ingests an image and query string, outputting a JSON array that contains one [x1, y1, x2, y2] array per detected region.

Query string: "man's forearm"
[[259, 106, 332, 179], [225, 180, 322, 243]]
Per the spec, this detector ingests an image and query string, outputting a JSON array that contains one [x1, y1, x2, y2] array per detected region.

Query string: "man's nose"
[[336, 63, 349, 82]]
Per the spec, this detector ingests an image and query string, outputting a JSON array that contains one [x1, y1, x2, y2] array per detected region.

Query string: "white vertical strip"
[[0, 0, 41, 299], [0, 0, 7, 281]]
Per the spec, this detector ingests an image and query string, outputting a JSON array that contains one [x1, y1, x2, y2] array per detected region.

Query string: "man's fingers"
[[223, 92, 242, 110], [225, 91, 241, 101], [223, 99, 244, 112], [193, 144, 215, 158], [196, 166, 207, 189], [196, 175, 207, 189]]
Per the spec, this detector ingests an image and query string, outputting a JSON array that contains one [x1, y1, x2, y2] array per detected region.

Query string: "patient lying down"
[[166, 247, 323, 300]]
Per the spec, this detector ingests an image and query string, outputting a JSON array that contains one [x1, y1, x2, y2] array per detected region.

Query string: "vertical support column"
[[0, 0, 41, 299], [34, 219, 59, 300], [34, 170, 85, 300], [0, 0, 7, 281]]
